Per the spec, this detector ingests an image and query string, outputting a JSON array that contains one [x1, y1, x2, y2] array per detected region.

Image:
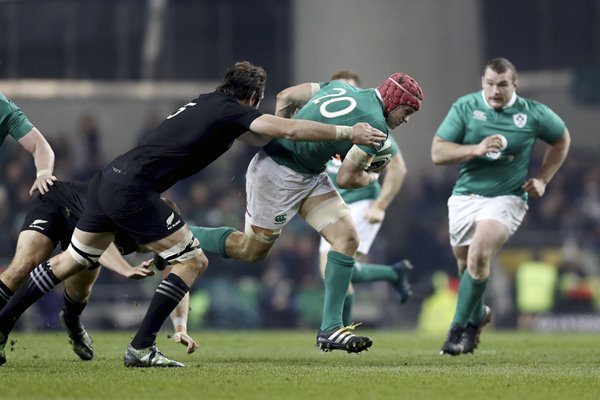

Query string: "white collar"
[[481, 90, 517, 110]]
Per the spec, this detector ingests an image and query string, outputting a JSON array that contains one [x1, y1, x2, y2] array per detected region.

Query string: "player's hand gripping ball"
[[365, 138, 394, 172]]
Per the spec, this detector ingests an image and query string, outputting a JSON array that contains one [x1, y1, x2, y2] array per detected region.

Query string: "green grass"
[[1, 330, 599, 400]]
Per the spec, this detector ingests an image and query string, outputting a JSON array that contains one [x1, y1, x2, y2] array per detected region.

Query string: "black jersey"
[[105, 92, 263, 192]]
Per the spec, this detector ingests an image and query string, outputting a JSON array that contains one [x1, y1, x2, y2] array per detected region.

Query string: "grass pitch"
[[0, 330, 599, 400]]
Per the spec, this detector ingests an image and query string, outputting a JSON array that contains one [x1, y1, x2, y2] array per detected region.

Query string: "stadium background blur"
[[1, 0, 599, 333]]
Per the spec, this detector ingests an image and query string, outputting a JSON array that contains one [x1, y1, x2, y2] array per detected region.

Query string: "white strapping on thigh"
[[244, 220, 281, 243], [68, 236, 105, 268], [304, 196, 351, 232], [159, 231, 204, 263]]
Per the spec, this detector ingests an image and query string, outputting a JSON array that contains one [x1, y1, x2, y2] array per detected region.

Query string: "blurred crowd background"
[[1, 0, 600, 333]]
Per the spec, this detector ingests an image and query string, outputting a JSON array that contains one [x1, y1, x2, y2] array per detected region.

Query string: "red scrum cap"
[[377, 72, 423, 115]]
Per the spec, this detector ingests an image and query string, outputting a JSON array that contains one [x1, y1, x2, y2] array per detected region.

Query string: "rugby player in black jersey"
[[0, 181, 198, 361], [0, 61, 385, 367]]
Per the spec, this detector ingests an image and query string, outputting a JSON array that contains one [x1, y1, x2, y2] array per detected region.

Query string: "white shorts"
[[245, 150, 336, 230], [319, 199, 381, 255], [448, 194, 528, 247]]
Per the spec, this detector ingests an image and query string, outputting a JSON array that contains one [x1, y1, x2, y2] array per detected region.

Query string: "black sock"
[[130, 273, 189, 349], [0, 280, 14, 310], [62, 291, 87, 333], [0, 261, 61, 336]]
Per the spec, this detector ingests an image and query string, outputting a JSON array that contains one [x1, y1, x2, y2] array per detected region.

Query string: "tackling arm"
[[249, 115, 385, 145], [98, 243, 155, 279]]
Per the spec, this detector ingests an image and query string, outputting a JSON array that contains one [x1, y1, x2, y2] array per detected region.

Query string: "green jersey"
[[326, 135, 399, 204], [436, 91, 565, 198], [0, 92, 34, 146], [263, 80, 387, 174]]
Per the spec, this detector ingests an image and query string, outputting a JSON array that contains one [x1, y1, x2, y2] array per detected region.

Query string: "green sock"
[[457, 270, 485, 325], [342, 293, 355, 326], [320, 251, 354, 332], [451, 272, 489, 328], [468, 297, 485, 326], [351, 261, 398, 283], [189, 226, 236, 258]]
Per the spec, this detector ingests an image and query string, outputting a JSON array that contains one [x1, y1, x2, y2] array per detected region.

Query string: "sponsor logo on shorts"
[[29, 219, 48, 231], [166, 212, 181, 230], [274, 214, 287, 224]]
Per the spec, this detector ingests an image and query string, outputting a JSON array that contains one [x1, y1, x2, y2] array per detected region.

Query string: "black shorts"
[[76, 170, 185, 245], [20, 181, 85, 251]]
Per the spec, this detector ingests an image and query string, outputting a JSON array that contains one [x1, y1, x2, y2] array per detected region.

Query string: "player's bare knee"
[[241, 223, 277, 262], [329, 228, 359, 255], [188, 251, 209, 274]]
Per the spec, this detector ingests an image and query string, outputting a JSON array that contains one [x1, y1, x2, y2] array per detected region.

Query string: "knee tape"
[[305, 196, 351, 232], [244, 220, 280, 244], [159, 231, 204, 263], [68, 237, 104, 269]]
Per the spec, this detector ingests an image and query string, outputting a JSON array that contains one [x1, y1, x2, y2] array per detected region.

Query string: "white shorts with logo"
[[448, 194, 528, 247], [319, 199, 381, 255], [245, 150, 337, 230]]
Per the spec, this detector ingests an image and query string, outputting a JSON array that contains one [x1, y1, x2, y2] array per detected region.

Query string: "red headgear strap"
[[376, 72, 423, 115]]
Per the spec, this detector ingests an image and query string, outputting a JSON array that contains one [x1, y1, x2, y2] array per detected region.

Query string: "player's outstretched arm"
[[249, 114, 386, 145], [98, 243, 155, 279], [18, 127, 57, 195]]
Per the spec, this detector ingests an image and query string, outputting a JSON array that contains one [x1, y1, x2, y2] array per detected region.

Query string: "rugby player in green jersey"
[[318, 71, 413, 327], [432, 58, 571, 355], [0, 91, 56, 195], [193, 71, 423, 353]]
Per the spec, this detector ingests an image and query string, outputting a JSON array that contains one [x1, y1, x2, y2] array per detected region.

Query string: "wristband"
[[36, 169, 53, 178], [172, 317, 187, 330], [335, 125, 353, 141], [368, 172, 380, 184]]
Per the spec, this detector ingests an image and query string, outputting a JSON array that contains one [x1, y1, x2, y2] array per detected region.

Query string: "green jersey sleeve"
[[435, 102, 466, 143], [0, 94, 34, 145], [534, 103, 566, 144]]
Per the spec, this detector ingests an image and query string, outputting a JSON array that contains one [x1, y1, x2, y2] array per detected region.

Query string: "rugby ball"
[[365, 138, 394, 172]]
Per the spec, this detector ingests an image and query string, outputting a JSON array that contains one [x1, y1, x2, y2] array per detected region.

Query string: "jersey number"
[[312, 88, 357, 118], [167, 102, 197, 119]]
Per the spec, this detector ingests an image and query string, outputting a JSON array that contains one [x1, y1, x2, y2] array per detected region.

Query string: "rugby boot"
[[59, 309, 93, 360], [124, 344, 185, 368], [316, 323, 373, 353], [461, 305, 493, 354], [440, 326, 464, 356]]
